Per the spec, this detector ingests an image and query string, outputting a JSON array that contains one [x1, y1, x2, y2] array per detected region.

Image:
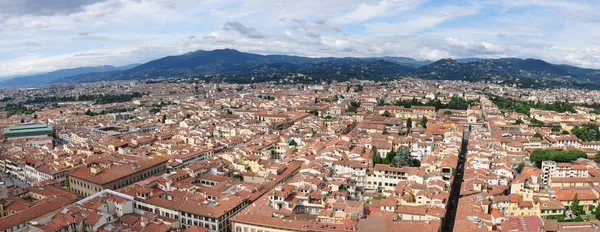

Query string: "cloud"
[[0, 0, 105, 17], [444, 37, 505, 56], [71, 32, 108, 41], [364, 4, 481, 34], [223, 21, 265, 39], [286, 19, 341, 39], [331, 0, 425, 24], [2, 0, 600, 77]]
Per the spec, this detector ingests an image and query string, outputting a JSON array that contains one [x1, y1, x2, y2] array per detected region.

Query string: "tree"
[[309, 109, 319, 116], [530, 149, 587, 168], [324, 115, 333, 120], [515, 118, 524, 125], [516, 162, 525, 174], [288, 140, 297, 146], [552, 125, 563, 132], [534, 132, 543, 139], [571, 124, 600, 142], [384, 147, 396, 165], [593, 202, 600, 219], [530, 117, 545, 125], [406, 118, 413, 133], [571, 194, 582, 216], [444, 111, 453, 115], [562, 130, 570, 134], [410, 159, 421, 167], [392, 146, 412, 167], [194, 86, 199, 94], [382, 111, 391, 117], [420, 116, 428, 128], [373, 154, 383, 164]]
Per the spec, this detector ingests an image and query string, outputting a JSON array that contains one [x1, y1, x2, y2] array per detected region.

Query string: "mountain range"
[[2, 49, 600, 89], [0, 64, 139, 88]]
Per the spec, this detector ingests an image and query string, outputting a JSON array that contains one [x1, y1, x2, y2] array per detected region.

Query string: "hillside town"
[[1, 78, 600, 232]]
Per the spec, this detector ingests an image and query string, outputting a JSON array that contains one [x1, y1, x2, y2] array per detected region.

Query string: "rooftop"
[[3, 123, 53, 135]]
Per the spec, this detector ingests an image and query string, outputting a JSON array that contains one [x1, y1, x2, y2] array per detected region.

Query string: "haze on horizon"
[[1, 0, 599, 77]]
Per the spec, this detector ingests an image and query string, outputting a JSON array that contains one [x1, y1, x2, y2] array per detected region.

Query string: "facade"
[[541, 161, 588, 186], [67, 155, 169, 196], [365, 164, 419, 192]]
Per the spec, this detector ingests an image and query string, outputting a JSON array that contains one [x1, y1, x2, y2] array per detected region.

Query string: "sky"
[[1, 0, 600, 77]]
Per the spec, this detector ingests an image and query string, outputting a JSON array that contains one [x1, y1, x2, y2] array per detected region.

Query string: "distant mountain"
[[0, 64, 139, 88], [55, 49, 417, 83], [46, 49, 600, 89], [361, 56, 431, 68], [411, 58, 599, 82], [455, 58, 486, 63]]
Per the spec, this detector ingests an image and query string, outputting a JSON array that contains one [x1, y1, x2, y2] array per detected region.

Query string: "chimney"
[[90, 166, 101, 175]]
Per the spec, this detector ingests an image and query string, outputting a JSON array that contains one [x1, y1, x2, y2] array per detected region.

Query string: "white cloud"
[[364, 4, 481, 34], [1, 0, 600, 77]]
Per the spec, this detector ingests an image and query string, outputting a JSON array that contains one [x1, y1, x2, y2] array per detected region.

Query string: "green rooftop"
[[3, 124, 53, 135]]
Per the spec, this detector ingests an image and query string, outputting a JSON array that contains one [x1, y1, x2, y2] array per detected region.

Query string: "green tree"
[[410, 159, 421, 167], [382, 111, 391, 117], [571, 124, 600, 142], [392, 146, 412, 167], [373, 154, 382, 164], [515, 118, 524, 125], [420, 116, 428, 128], [288, 140, 297, 146], [571, 194, 582, 216], [552, 125, 562, 132], [530, 117, 545, 125], [309, 109, 319, 116], [516, 162, 525, 174], [444, 111, 453, 115], [406, 118, 412, 133], [530, 149, 587, 168], [384, 147, 396, 165], [593, 203, 600, 219], [534, 132, 543, 139]]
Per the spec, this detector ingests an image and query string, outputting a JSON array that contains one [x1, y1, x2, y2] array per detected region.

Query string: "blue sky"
[[0, 0, 599, 77]]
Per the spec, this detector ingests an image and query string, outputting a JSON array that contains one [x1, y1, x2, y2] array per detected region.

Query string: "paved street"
[[442, 125, 470, 232]]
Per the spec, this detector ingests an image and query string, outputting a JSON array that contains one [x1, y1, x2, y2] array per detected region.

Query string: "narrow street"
[[442, 125, 470, 232]]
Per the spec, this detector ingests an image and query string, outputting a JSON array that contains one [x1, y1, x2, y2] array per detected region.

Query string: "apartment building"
[[365, 164, 419, 191], [541, 161, 589, 186], [67, 154, 169, 196]]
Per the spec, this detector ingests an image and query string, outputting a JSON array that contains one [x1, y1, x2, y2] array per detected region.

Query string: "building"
[[541, 161, 589, 186], [2, 124, 53, 140], [230, 184, 362, 232], [67, 154, 169, 196], [0, 181, 77, 232], [365, 164, 419, 192], [119, 171, 250, 232]]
